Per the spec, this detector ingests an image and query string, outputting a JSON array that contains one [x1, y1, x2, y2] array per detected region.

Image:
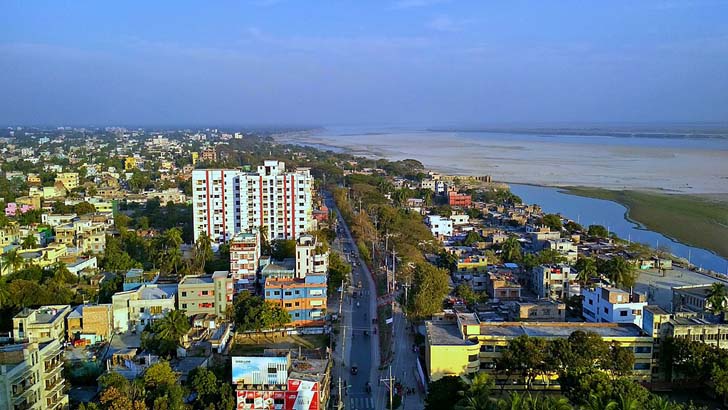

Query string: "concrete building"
[[672, 283, 719, 313], [178, 271, 233, 319], [261, 236, 329, 327], [112, 285, 178, 333], [527, 226, 561, 249], [425, 312, 653, 384], [544, 239, 578, 263], [426, 215, 453, 238], [448, 192, 472, 207], [192, 160, 315, 243], [510, 300, 566, 322], [0, 340, 68, 410], [582, 285, 647, 327], [65, 304, 113, 343], [486, 271, 521, 300], [531, 264, 578, 300], [54, 172, 79, 191], [53, 220, 106, 254], [123, 269, 159, 291], [229, 231, 261, 288], [13, 305, 72, 344]]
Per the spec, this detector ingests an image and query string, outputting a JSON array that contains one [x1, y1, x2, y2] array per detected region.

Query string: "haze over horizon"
[[2, 0, 728, 126]]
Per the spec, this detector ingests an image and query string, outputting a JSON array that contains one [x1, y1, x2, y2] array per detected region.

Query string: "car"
[[350, 364, 358, 375]]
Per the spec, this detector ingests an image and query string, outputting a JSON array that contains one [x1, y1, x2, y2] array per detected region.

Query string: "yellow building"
[[425, 312, 653, 386], [191, 151, 199, 166], [0, 340, 69, 410], [457, 255, 489, 273], [124, 156, 137, 171], [55, 172, 79, 191], [14, 243, 69, 272], [27, 173, 41, 185]]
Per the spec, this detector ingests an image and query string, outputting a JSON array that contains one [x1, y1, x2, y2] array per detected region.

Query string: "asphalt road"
[[325, 192, 379, 410]]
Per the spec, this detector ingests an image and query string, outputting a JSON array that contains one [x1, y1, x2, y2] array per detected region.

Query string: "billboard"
[[232, 356, 289, 386], [235, 380, 320, 410]]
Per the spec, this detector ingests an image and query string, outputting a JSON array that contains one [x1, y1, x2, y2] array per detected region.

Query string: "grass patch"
[[565, 187, 728, 259], [377, 304, 393, 366]]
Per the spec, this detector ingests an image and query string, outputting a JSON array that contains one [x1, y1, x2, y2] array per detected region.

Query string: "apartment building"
[[192, 160, 315, 243], [672, 283, 716, 313], [531, 264, 578, 300], [486, 271, 521, 300], [178, 271, 233, 319], [53, 220, 106, 254], [229, 231, 261, 287], [66, 304, 113, 343], [112, 285, 178, 333], [426, 215, 453, 238], [0, 340, 68, 410], [13, 305, 72, 344], [582, 285, 647, 327], [425, 312, 653, 384], [262, 236, 329, 327], [544, 238, 578, 263], [54, 172, 79, 191], [510, 300, 566, 322], [448, 192, 472, 207]]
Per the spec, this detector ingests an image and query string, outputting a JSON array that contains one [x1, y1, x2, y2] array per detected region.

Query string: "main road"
[[325, 192, 380, 410]]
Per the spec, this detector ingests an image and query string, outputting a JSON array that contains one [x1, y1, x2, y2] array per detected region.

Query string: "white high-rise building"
[[192, 160, 315, 243]]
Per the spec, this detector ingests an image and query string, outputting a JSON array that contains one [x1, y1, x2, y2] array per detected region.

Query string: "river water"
[[509, 183, 728, 274]]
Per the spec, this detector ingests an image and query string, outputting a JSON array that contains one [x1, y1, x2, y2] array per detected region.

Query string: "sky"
[[1, 0, 728, 127]]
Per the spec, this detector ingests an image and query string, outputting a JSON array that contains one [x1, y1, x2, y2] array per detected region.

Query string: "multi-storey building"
[[178, 271, 233, 319], [229, 232, 261, 288], [0, 340, 68, 410], [425, 215, 453, 238], [448, 192, 472, 207], [425, 312, 653, 384], [582, 285, 647, 327], [531, 264, 579, 300], [192, 160, 315, 243], [112, 284, 178, 333], [672, 283, 718, 313], [509, 300, 566, 322], [53, 220, 106, 254], [13, 305, 72, 344], [54, 172, 79, 191], [262, 235, 328, 327], [66, 304, 113, 344], [544, 238, 578, 263]]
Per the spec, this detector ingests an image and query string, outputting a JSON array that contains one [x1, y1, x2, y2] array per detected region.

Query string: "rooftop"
[[425, 321, 474, 346], [476, 322, 648, 339]]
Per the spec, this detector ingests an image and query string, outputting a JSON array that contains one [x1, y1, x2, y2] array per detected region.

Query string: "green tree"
[[541, 214, 563, 231], [425, 376, 466, 410], [588, 225, 609, 238], [407, 262, 449, 320], [21, 234, 38, 249], [462, 230, 482, 246], [706, 282, 727, 316], [455, 283, 484, 306], [233, 292, 291, 333], [495, 335, 548, 391], [156, 310, 191, 347], [74, 201, 97, 215], [606, 257, 637, 289], [271, 239, 296, 260], [501, 236, 522, 263], [2, 249, 24, 275], [454, 372, 496, 410], [575, 257, 598, 284]]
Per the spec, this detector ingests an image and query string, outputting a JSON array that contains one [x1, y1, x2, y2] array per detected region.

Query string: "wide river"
[[509, 183, 728, 274]]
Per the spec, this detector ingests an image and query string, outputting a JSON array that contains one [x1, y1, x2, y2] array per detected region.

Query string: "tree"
[[21, 234, 38, 249], [454, 372, 496, 410], [99, 386, 146, 410], [143, 361, 186, 410], [259, 225, 272, 256], [564, 221, 583, 234], [588, 225, 609, 239], [706, 282, 727, 316], [2, 249, 24, 275], [156, 310, 191, 347], [462, 230, 482, 246], [575, 257, 598, 284], [407, 262, 449, 320], [605, 257, 637, 289], [271, 239, 296, 260], [425, 376, 466, 410], [501, 236, 522, 263], [190, 233, 213, 274], [495, 335, 548, 391], [74, 201, 97, 215], [233, 292, 291, 333], [157, 228, 183, 275], [541, 214, 563, 231], [455, 283, 484, 306]]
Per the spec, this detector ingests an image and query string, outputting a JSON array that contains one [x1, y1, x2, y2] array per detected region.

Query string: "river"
[[509, 183, 728, 274]]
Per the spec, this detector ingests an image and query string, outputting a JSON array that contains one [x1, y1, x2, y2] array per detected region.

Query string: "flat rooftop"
[[180, 275, 214, 285], [476, 322, 648, 339], [425, 321, 472, 346]]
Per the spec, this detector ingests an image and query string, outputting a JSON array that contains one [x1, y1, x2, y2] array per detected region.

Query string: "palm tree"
[[155, 310, 190, 346], [706, 283, 728, 316], [497, 392, 526, 410], [423, 190, 433, 207], [575, 257, 597, 284], [501, 236, 522, 263], [1, 250, 24, 275], [615, 394, 640, 410], [582, 394, 617, 410], [606, 256, 636, 288], [192, 233, 212, 273], [21, 234, 38, 250], [0, 282, 10, 308]]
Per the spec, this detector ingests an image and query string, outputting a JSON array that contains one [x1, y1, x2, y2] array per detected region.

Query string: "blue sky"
[[1, 0, 727, 126]]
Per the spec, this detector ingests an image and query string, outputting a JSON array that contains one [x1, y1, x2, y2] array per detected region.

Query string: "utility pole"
[[338, 377, 343, 410], [380, 365, 396, 410], [391, 249, 397, 293]]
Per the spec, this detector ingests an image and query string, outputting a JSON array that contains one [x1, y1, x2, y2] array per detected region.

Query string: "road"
[[325, 192, 379, 410]]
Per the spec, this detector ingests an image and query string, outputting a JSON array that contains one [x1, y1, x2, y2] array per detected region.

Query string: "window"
[[480, 345, 494, 352], [284, 291, 292, 296], [181, 292, 187, 297], [620, 310, 628, 317], [604, 307, 609, 314], [181, 304, 187, 309], [285, 303, 292, 308], [468, 354, 478, 362], [633, 363, 650, 370], [634, 346, 651, 354]]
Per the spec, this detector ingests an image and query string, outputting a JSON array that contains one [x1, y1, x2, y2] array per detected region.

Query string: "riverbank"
[[564, 187, 728, 260]]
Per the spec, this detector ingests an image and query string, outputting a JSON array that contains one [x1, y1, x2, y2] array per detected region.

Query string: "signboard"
[[235, 381, 319, 410], [232, 356, 289, 385]]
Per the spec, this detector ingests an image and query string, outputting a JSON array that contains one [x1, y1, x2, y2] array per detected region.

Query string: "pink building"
[[5, 202, 34, 217]]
